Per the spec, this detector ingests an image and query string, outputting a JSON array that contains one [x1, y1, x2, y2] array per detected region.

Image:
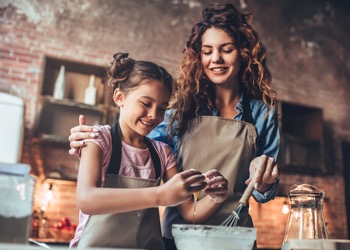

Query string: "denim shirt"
[[148, 94, 280, 203]]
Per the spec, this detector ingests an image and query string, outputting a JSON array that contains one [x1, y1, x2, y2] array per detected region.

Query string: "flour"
[[0, 166, 34, 218]]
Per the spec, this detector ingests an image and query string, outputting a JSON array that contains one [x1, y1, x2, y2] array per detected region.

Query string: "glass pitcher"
[[283, 184, 328, 243]]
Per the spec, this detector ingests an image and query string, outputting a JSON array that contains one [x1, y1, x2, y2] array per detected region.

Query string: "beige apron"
[[77, 123, 165, 250], [176, 116, 257, 226], [78, 175, 163, 249]]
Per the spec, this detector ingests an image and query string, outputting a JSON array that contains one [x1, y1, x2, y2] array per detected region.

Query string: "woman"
[[69, 3, 280, 249]]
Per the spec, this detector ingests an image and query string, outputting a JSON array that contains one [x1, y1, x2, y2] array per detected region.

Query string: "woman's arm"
[[69, 111, 174, 155], [77, 142, 206, 215], [249, 107, 280, 200]]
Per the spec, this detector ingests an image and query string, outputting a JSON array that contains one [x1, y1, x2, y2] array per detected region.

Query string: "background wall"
[[1, 0, 349, 248]]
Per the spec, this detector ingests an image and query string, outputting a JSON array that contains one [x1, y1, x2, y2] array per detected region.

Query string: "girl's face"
[[115, 80, 170, 138], [200, 27, 241, 87]]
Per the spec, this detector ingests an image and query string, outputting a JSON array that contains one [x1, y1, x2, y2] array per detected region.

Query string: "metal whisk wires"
[[214, 178, 255, 231], [220, 204, 243, 227]]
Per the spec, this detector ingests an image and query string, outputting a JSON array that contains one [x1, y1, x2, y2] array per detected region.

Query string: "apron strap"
[[106, 122, 161, 179], [242, 94, 253, 124], [107, 122, 122, 175]]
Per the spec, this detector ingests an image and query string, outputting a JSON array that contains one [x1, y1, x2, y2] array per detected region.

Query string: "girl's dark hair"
[[169, 3, 276, 136], [106, 52, 173, 96]]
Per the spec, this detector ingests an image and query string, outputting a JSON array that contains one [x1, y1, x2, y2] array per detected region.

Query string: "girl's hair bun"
[[107, 52, 135, 87], [113, 53, 134, 66], [112, 52, 135, 77]]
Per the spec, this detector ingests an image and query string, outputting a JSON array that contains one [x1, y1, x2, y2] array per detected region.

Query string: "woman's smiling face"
[[200, 27, 241, 87]]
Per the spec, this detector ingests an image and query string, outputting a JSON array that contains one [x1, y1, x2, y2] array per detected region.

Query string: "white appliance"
[[0, 92, 24, 163]]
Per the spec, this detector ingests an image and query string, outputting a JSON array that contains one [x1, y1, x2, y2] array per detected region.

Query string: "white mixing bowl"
[[172, 224, 256, 250]]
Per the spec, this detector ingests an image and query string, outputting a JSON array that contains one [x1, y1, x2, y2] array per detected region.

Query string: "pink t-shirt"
[[70, 125, 177, 248]]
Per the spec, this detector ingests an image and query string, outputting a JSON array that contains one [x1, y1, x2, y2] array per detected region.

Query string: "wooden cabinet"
[[35, 96, 106, 142], [277, 100, 325, 173], [34, 57, 113, 142], [32, 57, 114, 181]]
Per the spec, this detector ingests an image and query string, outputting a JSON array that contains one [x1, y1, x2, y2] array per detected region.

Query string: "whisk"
[[218, 178, 256, 228]]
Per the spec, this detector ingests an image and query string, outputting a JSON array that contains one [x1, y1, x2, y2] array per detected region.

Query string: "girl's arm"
[[164, 167, 228, 223], [77, 142, 206, 215]]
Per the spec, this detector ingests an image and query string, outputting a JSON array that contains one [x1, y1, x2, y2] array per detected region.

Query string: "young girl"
[[69, 53, 228, 250]]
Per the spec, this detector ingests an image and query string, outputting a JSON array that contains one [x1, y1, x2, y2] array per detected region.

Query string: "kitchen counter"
[[30, 237, 70, 247], [0, 243, 143, 250], [3, 240, 350, 250], [282, 239, 350, 250]]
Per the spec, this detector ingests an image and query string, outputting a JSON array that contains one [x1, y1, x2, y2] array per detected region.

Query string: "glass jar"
[[0, 163, 35, 243], [283, 184, 328, 244]]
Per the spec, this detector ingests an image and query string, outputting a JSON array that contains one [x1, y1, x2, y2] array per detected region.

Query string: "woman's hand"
[[68, 115, 100, 155], [158, 169, 207, 207], [203, 169, 229, 203], [246, 155, 280, 193]]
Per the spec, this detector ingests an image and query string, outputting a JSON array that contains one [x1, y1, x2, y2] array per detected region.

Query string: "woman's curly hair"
[[169, 3, 276, 136]]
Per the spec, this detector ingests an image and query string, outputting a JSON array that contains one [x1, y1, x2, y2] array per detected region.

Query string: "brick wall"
[[1, 1, 349, 248]]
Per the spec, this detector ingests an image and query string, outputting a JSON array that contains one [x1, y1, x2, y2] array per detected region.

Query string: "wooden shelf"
[[40, 95, 106, 111], [32, 56, 114, 181], [34, 96, 106, 142], [41, 57, 109, 105]]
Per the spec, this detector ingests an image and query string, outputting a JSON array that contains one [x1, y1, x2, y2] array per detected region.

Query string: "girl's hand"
[[203, 169, 229, 203], [246, 155, 280, 193], [68, 115, 100, 155], [158, 169, 206, 207]]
